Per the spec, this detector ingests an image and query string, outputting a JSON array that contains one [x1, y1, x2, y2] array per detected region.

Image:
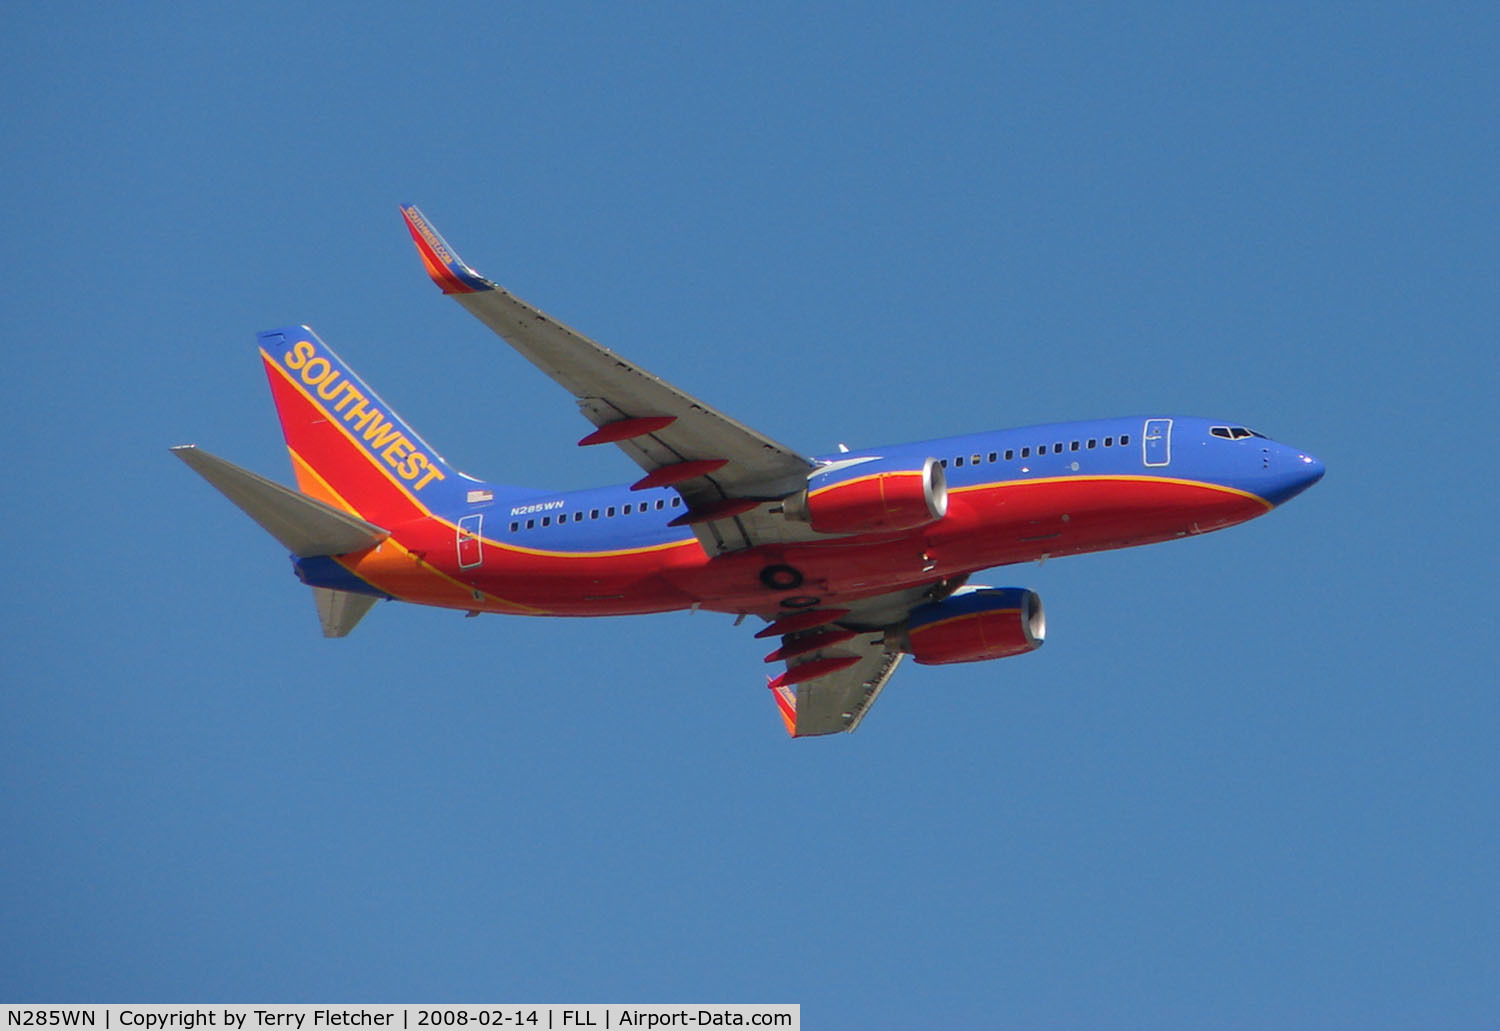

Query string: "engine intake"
[[895, 587, 1045, 665], [783, 456, 948, 534]]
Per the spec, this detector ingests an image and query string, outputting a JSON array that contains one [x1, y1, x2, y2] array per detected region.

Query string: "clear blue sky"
[[4, 3, 1496, 1025]]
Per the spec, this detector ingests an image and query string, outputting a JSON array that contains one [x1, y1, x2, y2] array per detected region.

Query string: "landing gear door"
[[457, 514, 483, 569], [1143, 418, 1172, 467]]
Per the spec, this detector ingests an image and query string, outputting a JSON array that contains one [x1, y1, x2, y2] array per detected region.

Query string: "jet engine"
[[783, 456, 947, 534], [894, 587, 1045, 665]]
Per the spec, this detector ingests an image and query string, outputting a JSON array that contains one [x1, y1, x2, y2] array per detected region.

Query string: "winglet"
[[768, 678, 798, 737], [400, 204, 491, 295]]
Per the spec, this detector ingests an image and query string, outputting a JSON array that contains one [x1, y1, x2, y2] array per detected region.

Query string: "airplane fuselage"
[[297, 415, 1322, 620]]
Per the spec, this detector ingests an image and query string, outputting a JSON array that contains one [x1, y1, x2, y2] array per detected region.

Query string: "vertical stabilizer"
[[259, 326, 466, 528]]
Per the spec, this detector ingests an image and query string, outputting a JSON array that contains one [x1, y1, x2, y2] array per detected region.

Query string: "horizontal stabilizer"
[[171, 445, 389, 557], [313, 587, 379, 638]]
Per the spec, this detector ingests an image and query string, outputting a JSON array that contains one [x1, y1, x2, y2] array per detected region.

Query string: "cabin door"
[[457, 514, 484, 569], [1143, 418, 1172, 467]]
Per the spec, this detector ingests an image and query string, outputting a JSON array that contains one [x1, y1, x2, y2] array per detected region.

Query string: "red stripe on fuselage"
[[448, 474, 1270, 618]]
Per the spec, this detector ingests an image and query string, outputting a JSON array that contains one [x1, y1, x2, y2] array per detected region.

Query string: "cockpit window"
[[1211, 425, 1262, 440]]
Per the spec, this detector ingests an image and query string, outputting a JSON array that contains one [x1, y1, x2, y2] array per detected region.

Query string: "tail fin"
[[259, 326, 465, 528]]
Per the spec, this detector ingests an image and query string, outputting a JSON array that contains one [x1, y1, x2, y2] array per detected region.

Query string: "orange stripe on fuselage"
[[335, 536, 543, 615], [284, 446, 542, 615]]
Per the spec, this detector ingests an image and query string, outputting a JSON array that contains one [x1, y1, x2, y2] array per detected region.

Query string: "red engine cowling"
[[783, 456, 947, 534], [897, 587, 1045, 665]]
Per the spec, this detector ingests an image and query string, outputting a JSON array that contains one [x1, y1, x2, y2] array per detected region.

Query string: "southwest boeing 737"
[[174, 206, 1324, 737]]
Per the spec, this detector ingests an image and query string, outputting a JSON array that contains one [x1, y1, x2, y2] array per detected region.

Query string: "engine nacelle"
[[783, 456, 947, 534], [895, 587, 1045, 665]]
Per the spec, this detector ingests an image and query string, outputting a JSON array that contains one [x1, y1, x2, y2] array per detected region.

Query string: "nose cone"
[[1265, 447, 1325, 506], [1300, 451, 1326, 485]]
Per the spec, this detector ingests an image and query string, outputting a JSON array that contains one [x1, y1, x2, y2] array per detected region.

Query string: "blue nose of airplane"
[[1265, 446, 1324, 506]]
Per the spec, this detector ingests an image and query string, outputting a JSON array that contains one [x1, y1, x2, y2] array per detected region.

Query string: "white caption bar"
[[2, 1007, 798, 1031]]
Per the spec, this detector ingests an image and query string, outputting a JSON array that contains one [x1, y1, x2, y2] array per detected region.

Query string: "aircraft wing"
[[401, 205, 820, 554], [758, 579, 966, 737], [768, 632, 905, 737]]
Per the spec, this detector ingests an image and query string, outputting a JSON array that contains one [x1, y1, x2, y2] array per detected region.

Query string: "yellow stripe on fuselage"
[[949, 473, 1273, 510]]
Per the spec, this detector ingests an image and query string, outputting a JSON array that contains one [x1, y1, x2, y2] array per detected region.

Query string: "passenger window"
[[606, 507, 615, 517], [1121, 434, 1130, 446], [1070, 441, 1079, 451], [1004, 449, 1014, 461], [1087, 439, 1097, 449], [655, 500, 664, 510], [509, 521, 519, 533], [988, 452, 997, 463], [1104, 437, 1113, 447], [671, 497, 681, 507], [955, 456, 965, 467], [1021, 447, 1030, 458], [623, 504, 632, 515], [1053, 443, 1062, 454], [526, 519, 535, 530], [591, 509, 599, 519], [972, 454, 981, 465], [542, 517, 550, 527]]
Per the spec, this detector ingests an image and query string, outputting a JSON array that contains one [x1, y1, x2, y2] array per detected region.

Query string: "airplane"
[[174, 205, 1325, 737]]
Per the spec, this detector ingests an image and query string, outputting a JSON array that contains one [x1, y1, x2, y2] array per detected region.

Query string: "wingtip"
[[768, 678, 798, 737], [400, 204, 490, 295]]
